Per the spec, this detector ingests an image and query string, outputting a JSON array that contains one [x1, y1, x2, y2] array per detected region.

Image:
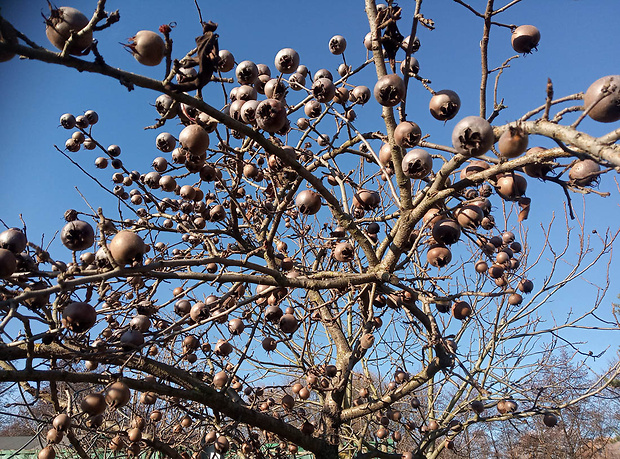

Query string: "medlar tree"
[[0, 1, 619, 458]]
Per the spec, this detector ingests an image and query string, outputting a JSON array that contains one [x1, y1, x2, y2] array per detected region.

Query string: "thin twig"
[[542, 78, 554, 121]]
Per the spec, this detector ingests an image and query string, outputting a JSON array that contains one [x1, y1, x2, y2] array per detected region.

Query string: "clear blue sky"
[[0, 0, 618, 369]]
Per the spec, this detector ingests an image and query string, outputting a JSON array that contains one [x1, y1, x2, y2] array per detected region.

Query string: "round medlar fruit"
[[498, 125, 528, 159], [62, 302, 97, 333], [511, 25, 540, 54], [460, 160, 490, 181], [280, 313, 299, 334], [429, 90, 461, 121], [61, 220, 94, 251], [452, 116, 495, 157], [498, 399, 518, 414], [108, 230, 146, 265], [394, 121, 422, 148], [256, 99, 288, 133], [179, 124, 210, 157], [495, 173, 527, 201], [456, 205, 484, 229], [312, 78, 336, 103], [452, 301, 472, 320], [522, 147, 554, 178], [432, 219, 461, 245], [518, 279, 534, 293], [264, 79, 287, 100], [295, 190, 322, 215], [583, 75, 620, 123], [543, 413, 558, 427], [274, 48, 300, 74], [400, 57, 420, 77], [427, 245, 452, 268], [120, 329, 144, 349], [126, 30, 165, 66], [333, 241, 354, 262], [262, 337, 277, 352], [288, 72, 306, 91], [240, 99, 260, 125], [45, 6, 92, 55], [329, 35, 347, 54], [466, 400, 484, 416], [105, 381, 131, 409], [236, 60, 258, 85], [402, 148, 432, 179], [401, 35, 421, 53], [80, 392, 106, 416], [352, 189, 380, 210], [351, 85, 371, 104], [0, 228, 26, 254], [214, 339, 233, 357], [156, 132, 176, 153], [568, 159, 601, 187], [38, 446, 56, 459], [217, 49, 235, 72], [374, 74, 406, 107]]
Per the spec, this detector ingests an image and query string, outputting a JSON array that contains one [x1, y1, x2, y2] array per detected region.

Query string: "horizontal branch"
[[518, 120, 620, 168], [0, 343, 330, 455], [2, 264, 389, 309], [340, 357, 446, 422]]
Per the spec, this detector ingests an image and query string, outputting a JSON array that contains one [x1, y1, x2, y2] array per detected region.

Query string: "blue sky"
[[1, 0, 618, 230], [0, 0, 618, 371]]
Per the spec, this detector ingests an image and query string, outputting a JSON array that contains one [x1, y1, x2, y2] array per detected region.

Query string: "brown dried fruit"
[[568, 159, 601, 187], [402, 149, 432, 179], [62, 302, 96, 333], [108, 230, 146, 265], [295, 190, 322, 215], [452, 301, 472, 320], [584, 75, 620, 123], [429, 90, 461, 121], [427, 245, 452, 268], [45, 6, 92, 55], [81, 393, 106, 416], [394, 121, 422, 148], [374, 74, 405, 107], [105, 381, 131, 409], [511, 25, 540, 54], [498, 125, 528, 159], [452, 116, 494, 157], [334, 242, 354, 262], [126, 30, 165, 66], [61, 220, 94, 251]]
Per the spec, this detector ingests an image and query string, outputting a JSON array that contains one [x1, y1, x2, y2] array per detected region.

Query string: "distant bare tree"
[[440, 352, 620, 458]]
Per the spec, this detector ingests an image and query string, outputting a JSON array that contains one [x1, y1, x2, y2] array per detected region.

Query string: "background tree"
[[0, 1, 619, 458], [440, 351, 620, 458]]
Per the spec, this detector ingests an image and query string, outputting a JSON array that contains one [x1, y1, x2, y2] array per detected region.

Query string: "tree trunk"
[[321, 393, 343, 458]]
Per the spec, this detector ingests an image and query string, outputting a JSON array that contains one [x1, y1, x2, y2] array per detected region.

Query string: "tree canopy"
[[0, 1, 619, 458]]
